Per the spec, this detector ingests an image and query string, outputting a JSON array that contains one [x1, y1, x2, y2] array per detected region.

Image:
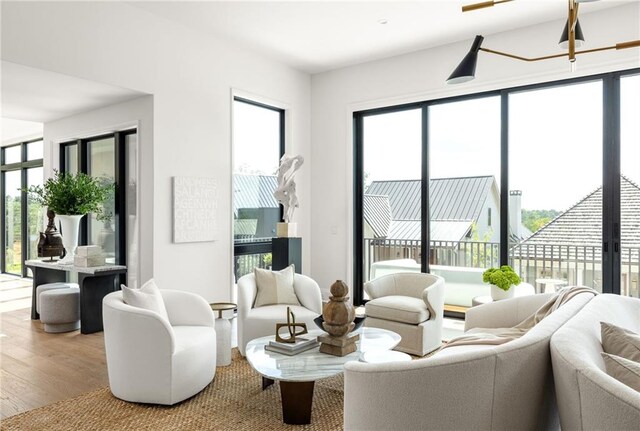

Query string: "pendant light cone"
[[447, 35, 484, 84], [559, 18, 585, 49]]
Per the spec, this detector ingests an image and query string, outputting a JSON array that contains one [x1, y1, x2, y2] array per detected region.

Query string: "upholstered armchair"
[[364, 272, 445, 356], [237, 272, 323, 356], [102, 289, 216, 405]]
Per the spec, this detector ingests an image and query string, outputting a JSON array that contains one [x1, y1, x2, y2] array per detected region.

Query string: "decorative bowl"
[[313, 315, 366, 333]]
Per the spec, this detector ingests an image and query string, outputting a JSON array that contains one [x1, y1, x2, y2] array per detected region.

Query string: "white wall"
[[310, 4, 640, 297], [1, 1, 311, 302], [1, 118, 43, 146], [44, 95, 154, 289]]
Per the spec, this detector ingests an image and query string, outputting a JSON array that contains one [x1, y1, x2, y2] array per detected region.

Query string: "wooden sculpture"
[[319, 280, 359, 356]]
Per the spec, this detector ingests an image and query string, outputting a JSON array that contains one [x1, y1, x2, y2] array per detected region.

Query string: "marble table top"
[[25, 259, 127, 275], [245, 327, 401, 382]]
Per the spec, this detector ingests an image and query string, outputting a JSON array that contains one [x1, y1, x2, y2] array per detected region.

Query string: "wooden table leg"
[[280, 380, 315, 425], [262, 376, 274, 390]]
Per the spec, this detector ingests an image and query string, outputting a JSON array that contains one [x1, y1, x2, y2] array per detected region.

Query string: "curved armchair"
[[364, 272, 445, 356], [103, 289, 216, 405], [237, 272, 322, 356]]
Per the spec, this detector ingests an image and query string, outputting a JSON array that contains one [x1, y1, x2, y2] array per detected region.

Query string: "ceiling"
[[1, 61, 144, 123], [130, 0, 632, 74]]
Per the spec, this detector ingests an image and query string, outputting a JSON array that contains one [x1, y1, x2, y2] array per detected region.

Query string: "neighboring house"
[[364, 175, 531, 244], [511, 175, 640, 296], [233, 174, 279, 240]]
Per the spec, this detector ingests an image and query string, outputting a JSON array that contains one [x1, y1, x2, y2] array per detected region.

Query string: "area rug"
[[0, 350, 344, 431]]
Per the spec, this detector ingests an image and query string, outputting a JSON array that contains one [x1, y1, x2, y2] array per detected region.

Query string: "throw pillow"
[[602, 353, 640, 392], [122, 279, 170, 322], [601, 322, 640, 362], [254, 264, 300, 307]]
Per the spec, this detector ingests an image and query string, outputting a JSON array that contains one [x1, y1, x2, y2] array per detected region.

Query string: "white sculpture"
[[274, 154, 304, 223]]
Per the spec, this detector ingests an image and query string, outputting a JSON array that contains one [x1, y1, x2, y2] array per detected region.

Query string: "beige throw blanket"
[[441, 286, 598, 350]]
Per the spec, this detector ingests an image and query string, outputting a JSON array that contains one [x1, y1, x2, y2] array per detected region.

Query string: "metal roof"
[[385, 220, 473, 242], [233, 174, 278, 216], [363, 194, 392, 238], [366, 176, 495, 222]]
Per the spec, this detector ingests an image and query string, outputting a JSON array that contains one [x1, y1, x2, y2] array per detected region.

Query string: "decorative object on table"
[[313, 314, 366, 332], [273, 154, 304, 237], [24, 170, 114, 264], [37, 209, 65, 261], [275, 306, 308, 343], [265, 336, 319, 356], [448, 1, 640, 84], [318, 280, 359, 357], [73, 245, 106, 267], [482, 265, 521, 301], [172, 176, 218, 243]]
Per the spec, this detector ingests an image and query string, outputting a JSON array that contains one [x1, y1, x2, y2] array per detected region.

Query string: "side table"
[[210, 302, 236, 366]]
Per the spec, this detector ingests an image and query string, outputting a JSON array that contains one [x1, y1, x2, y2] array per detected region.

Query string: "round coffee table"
[[245, 327, 401, 424]]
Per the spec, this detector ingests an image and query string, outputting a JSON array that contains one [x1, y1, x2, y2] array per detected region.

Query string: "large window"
[[354, 68, 639, 305], [232, 97, 284, 282], [1, 139, 44, 277], [60, 130, 137, 285]]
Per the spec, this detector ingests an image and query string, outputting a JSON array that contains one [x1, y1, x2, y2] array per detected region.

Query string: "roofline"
[[369, 175, 495, 184]]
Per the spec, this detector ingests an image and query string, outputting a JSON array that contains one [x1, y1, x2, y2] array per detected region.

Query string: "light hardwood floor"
[[0, 276, 109, 420]]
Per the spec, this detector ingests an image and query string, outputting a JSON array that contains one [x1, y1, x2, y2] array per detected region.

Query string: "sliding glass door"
[[353, 68, 639, 305]]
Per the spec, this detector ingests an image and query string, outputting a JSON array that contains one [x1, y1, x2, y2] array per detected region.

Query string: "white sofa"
[[369, 259, 534, 307], [237, 272, 323, 356], [103, 289, 216, 405], [551, 294, 640, 430], [344, 291, 594, 431], [364, 272, 445, 356]]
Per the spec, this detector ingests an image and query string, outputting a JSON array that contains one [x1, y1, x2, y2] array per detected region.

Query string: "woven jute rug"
[[0, 349, 344, 431]]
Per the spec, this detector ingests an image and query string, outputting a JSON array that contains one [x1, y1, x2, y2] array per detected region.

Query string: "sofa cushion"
[[602, 353, 640, 392], [601, 322, 640, 362], [254, 264, 300, 307], [121, 279, 169, 322], [365, 295, 430, 325]]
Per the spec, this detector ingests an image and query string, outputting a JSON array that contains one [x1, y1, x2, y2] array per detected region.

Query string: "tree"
[[521, 209, 560, 233]]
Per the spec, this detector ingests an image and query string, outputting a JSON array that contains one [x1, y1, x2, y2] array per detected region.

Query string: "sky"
[[363, 74, 640, 212]]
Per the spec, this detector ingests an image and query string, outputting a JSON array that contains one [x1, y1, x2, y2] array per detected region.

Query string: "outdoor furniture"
[[344, 291, 594, 431], [551, 294, 640, 430], [102, 289, 216, 405], [364, 272, 445, 356], [237, 272, 322, 356], [39, 287, 80, 333], [536, 278, 568, 294]]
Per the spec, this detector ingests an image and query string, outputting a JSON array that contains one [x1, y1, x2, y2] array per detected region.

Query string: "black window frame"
[[353, 67, 640, 305], [0, 138, 44, 277], [232, 96, 285, 277], [59, 129, 135, 268]]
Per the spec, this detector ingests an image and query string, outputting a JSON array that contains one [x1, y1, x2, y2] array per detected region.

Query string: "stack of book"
[[74, 245, 106, 267], [264, 336, 319, 356]]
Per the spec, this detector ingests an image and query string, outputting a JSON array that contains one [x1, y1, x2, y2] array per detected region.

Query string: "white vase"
[[57, 214, 84, 264], [491, 284, 515, 301]]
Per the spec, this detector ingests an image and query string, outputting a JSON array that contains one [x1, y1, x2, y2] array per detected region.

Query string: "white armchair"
[[237, 272, 323, 356], [103, 289, 216, 405], [364, 272, 445, 356]]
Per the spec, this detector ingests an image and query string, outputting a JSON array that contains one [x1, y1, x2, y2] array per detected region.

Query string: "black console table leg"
[[78, 273, 118, 334], [30, 267, 67, 320]]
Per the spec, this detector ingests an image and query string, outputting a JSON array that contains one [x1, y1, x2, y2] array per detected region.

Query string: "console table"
[[26, 259, 127, 334]]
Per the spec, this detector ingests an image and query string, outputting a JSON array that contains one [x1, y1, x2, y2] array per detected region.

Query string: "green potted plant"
[[482, 265, 521, 301], [25, 170, 114, 264]]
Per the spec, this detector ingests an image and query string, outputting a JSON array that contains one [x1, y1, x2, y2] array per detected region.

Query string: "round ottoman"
[[36, 282, 79, 314], [39, 287, 81, 333]]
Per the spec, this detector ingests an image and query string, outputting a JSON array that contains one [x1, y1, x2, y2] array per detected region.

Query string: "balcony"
[[364, 238, 640, 298]]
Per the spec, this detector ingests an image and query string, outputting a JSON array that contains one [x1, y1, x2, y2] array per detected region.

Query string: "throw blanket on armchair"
[[440, 286, 598, 350]]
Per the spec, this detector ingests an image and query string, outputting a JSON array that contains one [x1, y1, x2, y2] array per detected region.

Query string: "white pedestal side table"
[[210, 302, 236, 366]]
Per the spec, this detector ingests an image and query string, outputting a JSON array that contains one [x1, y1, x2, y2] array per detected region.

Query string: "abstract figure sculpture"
[[274, 154, 304, 223]]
